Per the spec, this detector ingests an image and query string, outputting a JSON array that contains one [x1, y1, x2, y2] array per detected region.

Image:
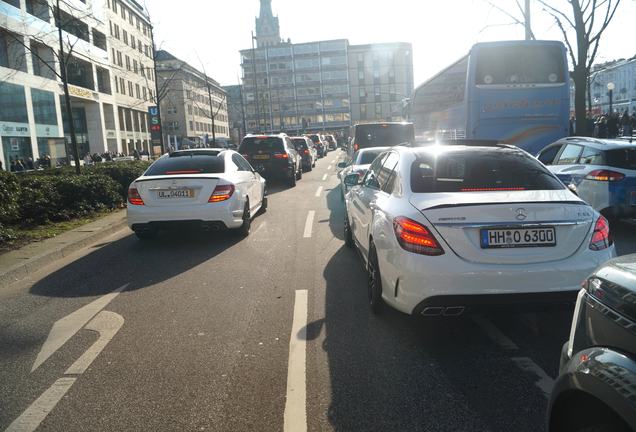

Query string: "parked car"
[[548, 254, 636, 432], [337, 146, 389, 198], [537, 137, 636, 219], [292, 136, 316, 172], [307, 134, 327, 157], [348, 122, 414, 158], [343, 142, 616, 315], [239, 134, 303, 187], [127, 149, 266, 240]]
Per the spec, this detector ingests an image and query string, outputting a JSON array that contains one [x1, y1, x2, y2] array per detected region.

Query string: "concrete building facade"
[[156, 50, 229, 149], [239, 0, 413, 136], [0, 0, 155, 171]]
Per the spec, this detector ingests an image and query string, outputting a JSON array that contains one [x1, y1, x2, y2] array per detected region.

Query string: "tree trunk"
[[572, 66, 589, 136]]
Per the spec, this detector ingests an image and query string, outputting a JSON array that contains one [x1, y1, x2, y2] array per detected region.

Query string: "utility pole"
[[204, 73, 217, 146], [251, 32, 260, 132], [238, 76, 247, 138], [150, 26, 165, 154], [524, 0, 532, 40], [56, 0, 81, 174]]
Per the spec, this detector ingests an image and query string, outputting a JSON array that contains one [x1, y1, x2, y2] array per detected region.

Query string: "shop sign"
[[35, 125, 60, 137], [0, 121, 30, 137], [67, 85, 96, 100], [148, 106, 162, 142]]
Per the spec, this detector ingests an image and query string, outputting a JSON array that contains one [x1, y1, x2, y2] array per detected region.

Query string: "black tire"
[[367, 244, 384, 314], [135, 230, 157, 240], [288, 170, 296, 187], [344, 212, 354, 248], [236, 202, 251, 237], [259, 196, 268, 214], [296, 164, 303, 180]]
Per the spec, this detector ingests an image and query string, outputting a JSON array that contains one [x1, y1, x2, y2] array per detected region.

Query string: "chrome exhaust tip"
[[443, 306, 465, 317], [421, 307, 444, 317]]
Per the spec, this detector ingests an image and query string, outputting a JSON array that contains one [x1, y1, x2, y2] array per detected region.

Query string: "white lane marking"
[[284, 290, 308, 432], [5, 377, 76, 432], [472, 316, 519, 351], [322, 174, 328, 181], [315, 186, 323, 198], [303, 211, 315, 238], [65, 311, 124, 375], [511, 357, 554, 399], [31, 284, 128, 372], [327, 165, 332, 170], [252, 221, 267, 236]]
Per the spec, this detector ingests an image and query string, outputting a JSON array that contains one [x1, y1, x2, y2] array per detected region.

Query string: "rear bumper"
[[379, 244, 616, 315], [127, 198, 244, 231]]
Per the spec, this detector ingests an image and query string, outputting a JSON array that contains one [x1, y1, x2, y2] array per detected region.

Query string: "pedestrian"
[[16, 159, 25, 172], [607, 113, 619, 138], [597, 116, 608, 138], [26, 157, 34, 170], [622, 111, 633, 137], [569, 116, 575, 136], [133, 148, 140, 160]]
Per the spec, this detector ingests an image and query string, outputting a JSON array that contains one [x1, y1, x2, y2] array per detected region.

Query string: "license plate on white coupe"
[[480, 227, 556, 249], [156, 189, 193, 199]]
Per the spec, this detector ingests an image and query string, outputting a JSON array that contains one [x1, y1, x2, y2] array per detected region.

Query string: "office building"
[[239, 0, 413, 135], [0, 0, 156, 171], [156, 50, 229, 148]]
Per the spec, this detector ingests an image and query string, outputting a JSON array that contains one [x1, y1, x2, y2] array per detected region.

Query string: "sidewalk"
[[0, 211, 128, 289]]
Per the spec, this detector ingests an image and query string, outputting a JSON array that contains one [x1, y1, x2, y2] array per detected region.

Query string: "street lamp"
[[607, 82, 615, 114]]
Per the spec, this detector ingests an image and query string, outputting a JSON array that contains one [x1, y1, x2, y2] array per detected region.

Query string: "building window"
[[30, 40, 55, 80], [92, 29, 107, 50], [117, 51, 122, 66], [123, 30, 128, 45], [0, 82, 29, 123], [131, 36, 136, 49], [135, 84, 140, 99], [128, 81, 133, 96], [67, 55, 95, 90], [189, 121, 194, 131], [360, 104, 367, 120], [0, 29, 27, 72], [358, 70, 364, 81], [31, 89, 57, 125], [375, 104, 382, 116], [125, 55, 130, 70], [112, 0, 117, 13], [142, 87, 147, 101], [96, 67, 112, 94], [26, 0, 50, 21], [359, 88, 366, 98], [120, 77, 125, 94]]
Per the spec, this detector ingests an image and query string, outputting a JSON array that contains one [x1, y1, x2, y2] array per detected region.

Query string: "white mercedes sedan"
[[343, 143, 616, 316], [127, 149, 266, 240]]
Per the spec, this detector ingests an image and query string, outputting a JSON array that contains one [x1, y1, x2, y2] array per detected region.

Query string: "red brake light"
[[393, 216, 444, 256], [460, 187, 526, 192], [304, 149, 309, 154], [273, 153, 289, 159], [589, 215, 612, 251], [209, 184, 235, 202], [165, 170, 201, 175], [585, 170, 625, 182], [128, 188, 144, 206]]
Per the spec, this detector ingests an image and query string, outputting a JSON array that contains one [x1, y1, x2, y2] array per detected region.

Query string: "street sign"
[[148, 106, 162, 143]]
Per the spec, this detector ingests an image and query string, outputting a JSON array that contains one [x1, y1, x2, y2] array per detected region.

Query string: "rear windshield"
[[475, 45, 566, 85], [292, 139, 308, 149], [356, 149, 385, 165], [308, 135, 321, 144], [410, 149, 565, 193], [145, 155, 225, 176], [606, 148, 636, 170], [354, 124, 414, 148], [325, 136, 335, 143], [239, 137, 284, 153]]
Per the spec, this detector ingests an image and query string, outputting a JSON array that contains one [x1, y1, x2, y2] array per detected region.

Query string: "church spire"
[[255, 0, 281, 48]]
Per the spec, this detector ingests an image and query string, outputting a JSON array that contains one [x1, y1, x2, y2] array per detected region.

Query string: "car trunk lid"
[[133, 175, 222, 207]]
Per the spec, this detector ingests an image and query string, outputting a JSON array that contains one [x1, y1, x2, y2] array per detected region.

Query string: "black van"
[[348, 122, 415, 158]]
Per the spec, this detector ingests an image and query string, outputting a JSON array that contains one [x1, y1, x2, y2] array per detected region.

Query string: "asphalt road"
[[1, 149, 635, 432]]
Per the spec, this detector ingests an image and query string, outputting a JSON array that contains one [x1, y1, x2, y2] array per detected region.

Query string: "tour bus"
[[410, 40, 570, 155]]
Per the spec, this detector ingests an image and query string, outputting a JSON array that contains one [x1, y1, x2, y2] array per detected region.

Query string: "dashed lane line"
[[327, 165, 332, 170], [303, 211, 315, 238], [472, 316, 519, 351], [315, 186, 323, 198], [322, 174, 328, 181], [511, 357, 555, 399], [284, 290, 308, 432]]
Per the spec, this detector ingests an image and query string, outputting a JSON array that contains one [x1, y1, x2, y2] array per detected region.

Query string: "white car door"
[[234, 153, 262, 210], [350, 153, 388, 257]]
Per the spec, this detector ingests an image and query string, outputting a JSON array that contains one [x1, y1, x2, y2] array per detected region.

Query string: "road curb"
[[0, 215, 128, 290]]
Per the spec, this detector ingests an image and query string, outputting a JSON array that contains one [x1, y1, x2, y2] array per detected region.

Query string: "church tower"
[[255, 0, 281, 48]]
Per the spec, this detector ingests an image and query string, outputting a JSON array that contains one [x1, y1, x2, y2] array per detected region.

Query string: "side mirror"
[[337, 162, 348, 169], [344, 173, 362, 187], [567, 183, 578, 196]]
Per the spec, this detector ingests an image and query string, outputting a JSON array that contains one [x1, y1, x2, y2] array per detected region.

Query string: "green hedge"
[[0, 171, 20, 225]]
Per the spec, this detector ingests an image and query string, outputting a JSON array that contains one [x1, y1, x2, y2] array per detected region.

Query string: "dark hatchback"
[[292, 136, 315, 172], [307, 134, 327, 157], [548, 254, 636, 432], [239, 134, 302, 187], [348, 122, 415, 158]]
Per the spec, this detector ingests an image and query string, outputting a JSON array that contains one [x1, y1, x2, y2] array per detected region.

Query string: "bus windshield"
[[475, 45, 566, 85], [354, 124, 414, 149]]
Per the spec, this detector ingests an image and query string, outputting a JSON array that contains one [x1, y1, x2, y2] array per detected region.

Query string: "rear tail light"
[[393, 216, 444, 256], [585, 169, 625, 182], [209, 184, 235, 202], [273, 153, 289, 159], [304, 149, 309, 154], [128, 188, 144, 206], [589, 215, 613, 251]]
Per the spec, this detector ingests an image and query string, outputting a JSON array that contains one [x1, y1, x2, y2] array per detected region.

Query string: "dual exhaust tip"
[[420, 306, 465, 317]]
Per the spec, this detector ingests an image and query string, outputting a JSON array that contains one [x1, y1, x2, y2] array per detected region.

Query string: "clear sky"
[[145, 0, 635, 87]]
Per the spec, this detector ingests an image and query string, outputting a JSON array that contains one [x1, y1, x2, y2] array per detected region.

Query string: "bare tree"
[[536, 0, 621, 135], [484, 0, 536, 39]]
